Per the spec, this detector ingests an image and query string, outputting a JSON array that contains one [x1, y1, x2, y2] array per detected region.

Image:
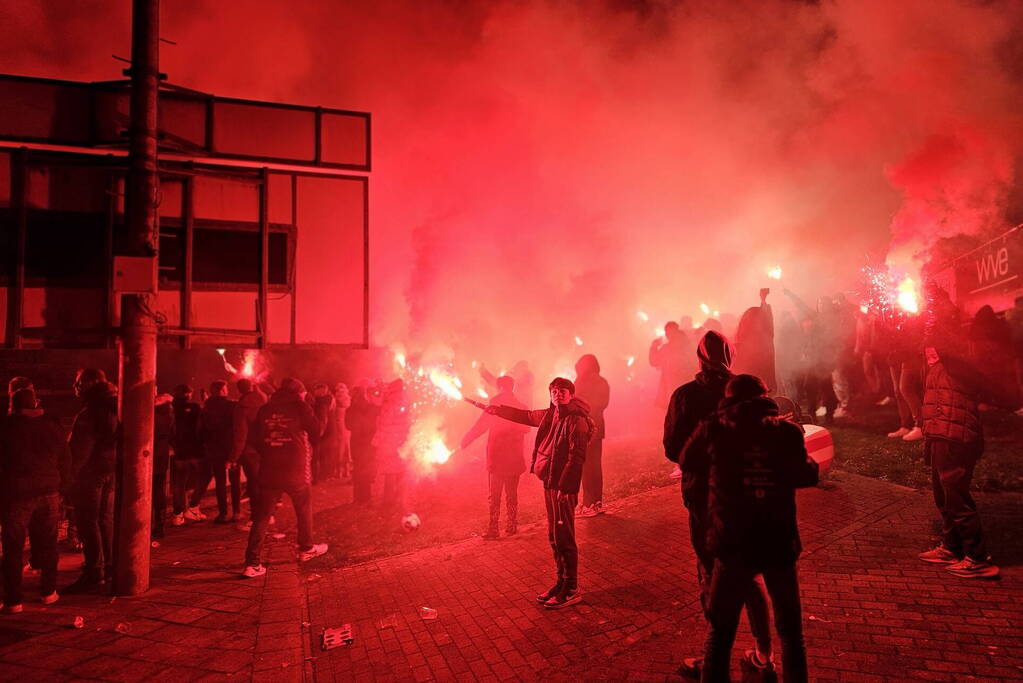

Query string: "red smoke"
[[5, 0, 1023, 418]]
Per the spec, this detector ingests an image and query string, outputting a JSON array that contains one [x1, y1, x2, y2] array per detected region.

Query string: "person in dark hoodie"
[[196, 380, 239, 523], [460, 375, 530, 539], [242, 377, 326, 578], [685, 374, 817, 682], [152, 391, 175, 540], [574, 354, 610, 517], [484, 377, 594, 609], [170, 384, 205, 525], [663, 331, 774, 679], [0, 388, 70, 611], [230, 378, 268, 529], [346, 382, 381, 505], [66, 369, 119, 594]]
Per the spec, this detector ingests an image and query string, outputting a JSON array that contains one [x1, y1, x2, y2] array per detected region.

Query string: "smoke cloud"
[[5, 0, 1023, 404]]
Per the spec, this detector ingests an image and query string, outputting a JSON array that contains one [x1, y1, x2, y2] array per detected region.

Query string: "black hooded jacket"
[[684, 396, 818, 568], [249, 388, 322, 488], [663, 330, 734, 511], [69, 381, 120, 482], [0, 407, 71, 500], [492, 397, 594, 494]]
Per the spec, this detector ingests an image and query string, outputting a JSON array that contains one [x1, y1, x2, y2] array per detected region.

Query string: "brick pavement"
[[0, 471, 1020, 681], [308, 472, 1023, 682]]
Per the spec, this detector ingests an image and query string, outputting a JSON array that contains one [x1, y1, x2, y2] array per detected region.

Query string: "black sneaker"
[[740, 650, 777, 682], [677, 657, 703, 679], [544, 587, 582, 609], [536, 581, 563, 604], [63, 574, 103, 595]]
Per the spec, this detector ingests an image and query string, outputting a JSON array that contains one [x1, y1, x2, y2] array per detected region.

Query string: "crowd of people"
[[0, 283, 1018, 680]]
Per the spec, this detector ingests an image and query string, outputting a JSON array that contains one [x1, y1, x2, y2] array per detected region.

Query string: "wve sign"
[[968, 237, 1019, 296]]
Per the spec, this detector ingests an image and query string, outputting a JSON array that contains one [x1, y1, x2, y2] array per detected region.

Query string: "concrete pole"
[[115, 0, 160, 595]]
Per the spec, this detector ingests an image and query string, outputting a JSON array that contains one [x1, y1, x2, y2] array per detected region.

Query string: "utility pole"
[[115, 0, 160, 595]]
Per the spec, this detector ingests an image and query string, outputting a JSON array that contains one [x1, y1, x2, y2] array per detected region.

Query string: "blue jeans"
[[2, 494, 61, 604], [701, 561, 807, 683]]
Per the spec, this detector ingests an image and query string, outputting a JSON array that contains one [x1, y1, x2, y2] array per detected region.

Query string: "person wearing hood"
[[66, 368, 119, 594], [243, 377, 327, 578], [230, 378, 268, 529], [346, 382, 381, 505], [170, 384, 205, 525], [0, 388, 70, 611], [308, 383, 339, 483], [733, 288, 777, 393], [650, 322, 693, 408], [197, 380, 239, 523], [684, 374, 817, 682], [663, 331, 774, 679], [573, 354, 610, 517], [373, 380, 412, 509], [485, 377, 594, 610], [460, 375, 530, 539]]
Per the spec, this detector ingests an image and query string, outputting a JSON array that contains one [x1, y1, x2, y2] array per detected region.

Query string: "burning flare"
[[767, 266, 783, 280], [426, 438, 453, 465], [699, 303, 711, 315], [636, 310, 649, 322], [896, 277, 920, 314], [429, 368, 464, 400], [574, 335, 584, 346]]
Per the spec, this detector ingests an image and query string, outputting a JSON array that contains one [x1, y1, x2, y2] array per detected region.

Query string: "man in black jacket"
[[664, 331, 774, 678], [0, 388, 70, 611], [486, 377, 593, 609], [66, 369, 119, 594], [152, 392, 175, 540], [684, 374, 818, 682], [197, 380, 239, 523], [170, 385, 205, 525], [243, 378, 326, 577]]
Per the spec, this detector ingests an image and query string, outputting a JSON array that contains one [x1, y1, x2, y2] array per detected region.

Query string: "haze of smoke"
[[4, 0, 1023, 398]]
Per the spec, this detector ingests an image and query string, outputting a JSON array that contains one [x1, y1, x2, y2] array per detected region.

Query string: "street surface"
[[0, 471, 1020, 681]]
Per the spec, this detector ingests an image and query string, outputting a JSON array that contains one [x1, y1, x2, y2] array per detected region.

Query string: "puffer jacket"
[[0, 408, 71, 500], [230, 387, 267, 463], [492, 397, 593, 494], [69, 381, 120, 481], [249, 389, 322, 488], [922, 359, 981, 445], [685, 396, 818, 568]]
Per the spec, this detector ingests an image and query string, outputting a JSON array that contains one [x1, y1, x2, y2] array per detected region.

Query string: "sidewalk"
[[0, 472, 1020, 681]]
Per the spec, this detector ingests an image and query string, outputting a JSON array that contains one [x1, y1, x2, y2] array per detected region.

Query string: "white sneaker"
[[1, 603, 23, 614], [172, 513, 185, 526], [887, 427, 910, 438], [242, 565, 266, 578], [902, 426, 924, 442], [41, 592, 59, 605], [298, 543, 328, 562], [815, 406, 827, 417], [876, 396, 893, 406], [669, 465, 682, 479], [183, 506, 206, 521]]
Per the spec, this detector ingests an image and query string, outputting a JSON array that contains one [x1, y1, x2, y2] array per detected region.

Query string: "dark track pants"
[[543, 488, 578, 587]]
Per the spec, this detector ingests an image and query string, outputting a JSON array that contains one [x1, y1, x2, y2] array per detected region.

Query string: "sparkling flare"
[[477, 388, 489, 399], [767, 266, 783, 280], [426, 438, 453, 465], [897, 277, 920, 314], [626, 356, 635, 367], [636, 310, 649, 322], [574, 335, 584, 346], [429, 368, 464, 400], [699, 303, 711, 315]]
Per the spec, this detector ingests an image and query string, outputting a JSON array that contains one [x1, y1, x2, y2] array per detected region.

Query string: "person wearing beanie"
[[0, 388, 70, 611], [683, 374, 817, 682], [484, 377, 594, 609], [663, 331, 774, 678], [242, 377, 327, 577]]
